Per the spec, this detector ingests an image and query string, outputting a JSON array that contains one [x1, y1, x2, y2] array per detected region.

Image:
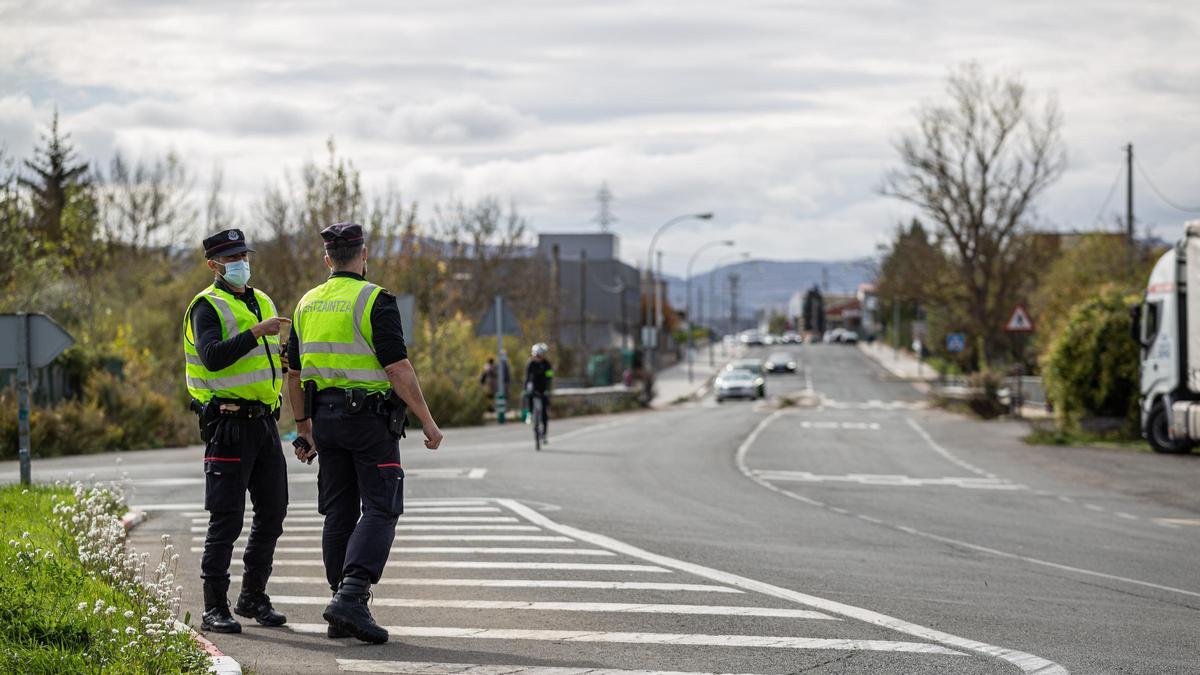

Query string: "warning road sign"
[[1004, 305, 1035, 333]]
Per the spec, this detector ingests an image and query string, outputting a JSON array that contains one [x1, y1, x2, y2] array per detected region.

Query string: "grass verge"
[[1024, 427, 1151, 452], [0, 483, 209, 673]]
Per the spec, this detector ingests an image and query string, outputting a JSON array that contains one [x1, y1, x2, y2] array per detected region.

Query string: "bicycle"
[[530, 393, 546, 451]]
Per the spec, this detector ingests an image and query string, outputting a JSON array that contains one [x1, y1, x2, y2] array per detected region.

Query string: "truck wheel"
[[1148, 406, 1192, 454]]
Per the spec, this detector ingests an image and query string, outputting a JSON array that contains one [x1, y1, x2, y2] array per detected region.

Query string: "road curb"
[[122, 509, 244, 675]]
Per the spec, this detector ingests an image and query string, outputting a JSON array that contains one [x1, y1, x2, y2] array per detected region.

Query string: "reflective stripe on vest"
[[295, 277, 390, 393], [182, 285, 282, 407]]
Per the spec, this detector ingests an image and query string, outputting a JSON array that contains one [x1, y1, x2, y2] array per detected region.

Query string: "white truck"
[[1134, 220, 1200, 453]]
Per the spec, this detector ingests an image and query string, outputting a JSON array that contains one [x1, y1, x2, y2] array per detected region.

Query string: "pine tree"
[[20, 111, 91, 243]]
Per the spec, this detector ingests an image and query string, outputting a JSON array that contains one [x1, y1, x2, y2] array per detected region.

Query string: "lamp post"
[[686, 240, 735, 383], [642, 212, 713, 372], [708, 251, 750, 365]]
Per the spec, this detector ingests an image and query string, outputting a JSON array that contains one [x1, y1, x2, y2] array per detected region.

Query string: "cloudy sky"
[[1, 0, 1198, 274]]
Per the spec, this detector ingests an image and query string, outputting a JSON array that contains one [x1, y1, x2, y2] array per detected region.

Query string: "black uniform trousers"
[[313, 395, 405, 590], [201, 414, 288, 596]]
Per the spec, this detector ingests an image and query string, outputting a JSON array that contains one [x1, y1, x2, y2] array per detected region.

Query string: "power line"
[[1135, 157, 1200, 213], [1091, 162, 1124, 228]]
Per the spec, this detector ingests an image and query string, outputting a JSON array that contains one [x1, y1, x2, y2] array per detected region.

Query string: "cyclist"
[[524, 343, 554, 443]]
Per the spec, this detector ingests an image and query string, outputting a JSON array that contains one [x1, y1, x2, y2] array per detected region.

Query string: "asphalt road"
[[5, 343, 1199, 674]]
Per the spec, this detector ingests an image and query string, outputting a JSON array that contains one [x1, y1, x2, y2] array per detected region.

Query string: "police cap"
[[321, 222, 365, 250], [203, 229, 255, 259]]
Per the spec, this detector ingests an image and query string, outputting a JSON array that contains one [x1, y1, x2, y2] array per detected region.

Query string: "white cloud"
[[1, 0, 1199, 273]]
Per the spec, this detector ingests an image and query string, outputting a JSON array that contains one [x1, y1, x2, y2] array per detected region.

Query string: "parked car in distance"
[[715, 369, 765, 402], [839, 330, 860, 344], [764, 352, 797, 373]]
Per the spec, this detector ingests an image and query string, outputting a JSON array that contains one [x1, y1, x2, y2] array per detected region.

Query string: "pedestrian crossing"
[[190, 498, 1057, 673]]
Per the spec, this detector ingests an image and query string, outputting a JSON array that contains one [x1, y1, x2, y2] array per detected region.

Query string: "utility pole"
[[1126, 142, 1135, 276], [729, 273, 740, 334], [579, 249, 587, 352], [551, 244, 561, 357], [655, 250, 664, 352]]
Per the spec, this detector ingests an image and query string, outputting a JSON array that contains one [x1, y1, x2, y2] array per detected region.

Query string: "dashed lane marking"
[[194, 546, 616, 556], [271, 596, 838, 619], [289, 624, 965, 655], [129, 468, 489, 487], [141, 499, 488, 511], [905, 417, 996, 479], [266, 577, 744, 593], [188, 516, 520, 524], [1153, 518, 1200, 527], [258, 561, 674, 572], [752, 470, 1026, 490], [337, 661, 763, 675]]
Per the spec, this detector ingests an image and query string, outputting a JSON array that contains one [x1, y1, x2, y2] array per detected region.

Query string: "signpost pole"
[[16, 313, 32, 485]]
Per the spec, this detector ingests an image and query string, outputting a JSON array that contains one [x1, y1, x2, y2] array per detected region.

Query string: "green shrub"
[[1042, 287, 1140, 432], [411, 372, 490, 428], [966, 371, 1007, 419]]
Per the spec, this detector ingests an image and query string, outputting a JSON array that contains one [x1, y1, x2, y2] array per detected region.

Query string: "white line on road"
[[904, 417, 996, 479], [130, 469, 489, 487], [262, 561, 672, 572], [267, 577, 743, 593], [753, 470, 1026, 490], [799, 421, 880, 430], [736, 411, 1198, 661], [271, 596, 837, 619], [1116, 512, 1139, 521], [193, 535, 576, 540], [140, 500, 489, 511], [704, 421, 1069, 674], [336, 660, 764, 675], [197, 546, 615, 556], [189, 525, 542, 533], [289, 624, 963, 655], [188, 516, 520, 524]]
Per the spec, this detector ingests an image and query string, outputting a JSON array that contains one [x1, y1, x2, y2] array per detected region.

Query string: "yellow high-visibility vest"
[[182, 284, 282, 408], [294, 276, 390, 394]]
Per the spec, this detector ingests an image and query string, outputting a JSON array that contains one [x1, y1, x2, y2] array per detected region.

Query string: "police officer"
[[183, 228, 288, 634], [287, 222, 443, 644]]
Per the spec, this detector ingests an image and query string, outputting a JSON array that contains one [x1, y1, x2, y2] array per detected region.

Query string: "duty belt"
[[212, 399, 273, 418]]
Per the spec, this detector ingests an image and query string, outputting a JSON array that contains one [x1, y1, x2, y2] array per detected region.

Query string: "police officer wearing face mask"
[[183, 228, 289, 634], [287, 222, 443, 644]]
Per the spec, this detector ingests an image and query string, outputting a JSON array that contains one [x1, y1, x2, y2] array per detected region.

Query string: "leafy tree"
[[1042, 287, 1140, 431], [882, 63, 1065, 367]]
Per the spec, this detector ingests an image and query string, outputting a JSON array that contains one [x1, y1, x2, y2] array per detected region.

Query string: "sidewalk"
[[858, 340, 939, 383], [650, 342, 740, 407]]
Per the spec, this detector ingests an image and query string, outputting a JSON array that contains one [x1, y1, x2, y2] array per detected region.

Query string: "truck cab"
[[1135, 221, 1200, 453]]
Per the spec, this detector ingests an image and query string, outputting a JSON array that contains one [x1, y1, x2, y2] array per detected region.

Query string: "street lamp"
[[708, 251, 750, 365], [686, 239, 735, 382], [642, 212, 714, 370]]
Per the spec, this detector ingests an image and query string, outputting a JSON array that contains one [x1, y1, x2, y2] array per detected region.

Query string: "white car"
[[715, 369, 765, 402]]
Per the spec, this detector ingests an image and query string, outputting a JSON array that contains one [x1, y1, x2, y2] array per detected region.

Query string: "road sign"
[[946, 333, 966, 353], [395, 294, 415, 346], [0, 313, 74, 368], [0, 313, 75, 485], [475, 297, 521, 337], [1004, 305, 1035, 333]]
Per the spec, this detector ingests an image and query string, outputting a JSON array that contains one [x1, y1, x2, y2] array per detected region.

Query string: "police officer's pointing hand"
[[251, 316, 289, 338]]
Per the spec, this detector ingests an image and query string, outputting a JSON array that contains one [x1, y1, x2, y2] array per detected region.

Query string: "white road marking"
[[266, 577, 743, 593], [804, 363, 814, 393], [189, 525, 542, 533], [904, 417, 996, 479], [727, 414, 1067, 674], [196, 546, 615, 556], [261, 561, 673, 572], [753, 470, 1026, 490], [337, 660, 764, 675], [130, 469, 489, 487], [188, 516, 520, 524], [191, 535, 572, 543], [1154, 518, 1200, 527], [1115, 512, 1139, 520], [1058, 496, 1075, 504], [158, 500, 487, 514], [799, 421, 881, 430], [820, 398, 926, 410], [290, 624, 964, 655], [271, 596, 837, 619], [739, 411, 1200, 622], [1084, 504, 1105, 512]]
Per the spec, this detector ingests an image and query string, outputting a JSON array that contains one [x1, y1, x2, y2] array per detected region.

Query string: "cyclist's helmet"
[[531, 343, 549, 357]]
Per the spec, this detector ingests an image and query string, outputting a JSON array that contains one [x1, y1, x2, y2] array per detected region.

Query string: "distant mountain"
[[662, 259, 875, 318]]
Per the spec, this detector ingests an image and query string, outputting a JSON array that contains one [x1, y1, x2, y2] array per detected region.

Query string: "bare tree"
[[101, 150, 196, 252], [881, 62, 1065, 366]]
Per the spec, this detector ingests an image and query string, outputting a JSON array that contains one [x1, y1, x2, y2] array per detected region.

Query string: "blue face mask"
[[221, 260, 251, 287]]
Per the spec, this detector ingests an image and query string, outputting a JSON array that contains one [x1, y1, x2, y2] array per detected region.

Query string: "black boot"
[[323, 576, 387, 644], [201, 580, 242, 634], [326, 584, 350, 638], [235, 571, 289, 624]]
